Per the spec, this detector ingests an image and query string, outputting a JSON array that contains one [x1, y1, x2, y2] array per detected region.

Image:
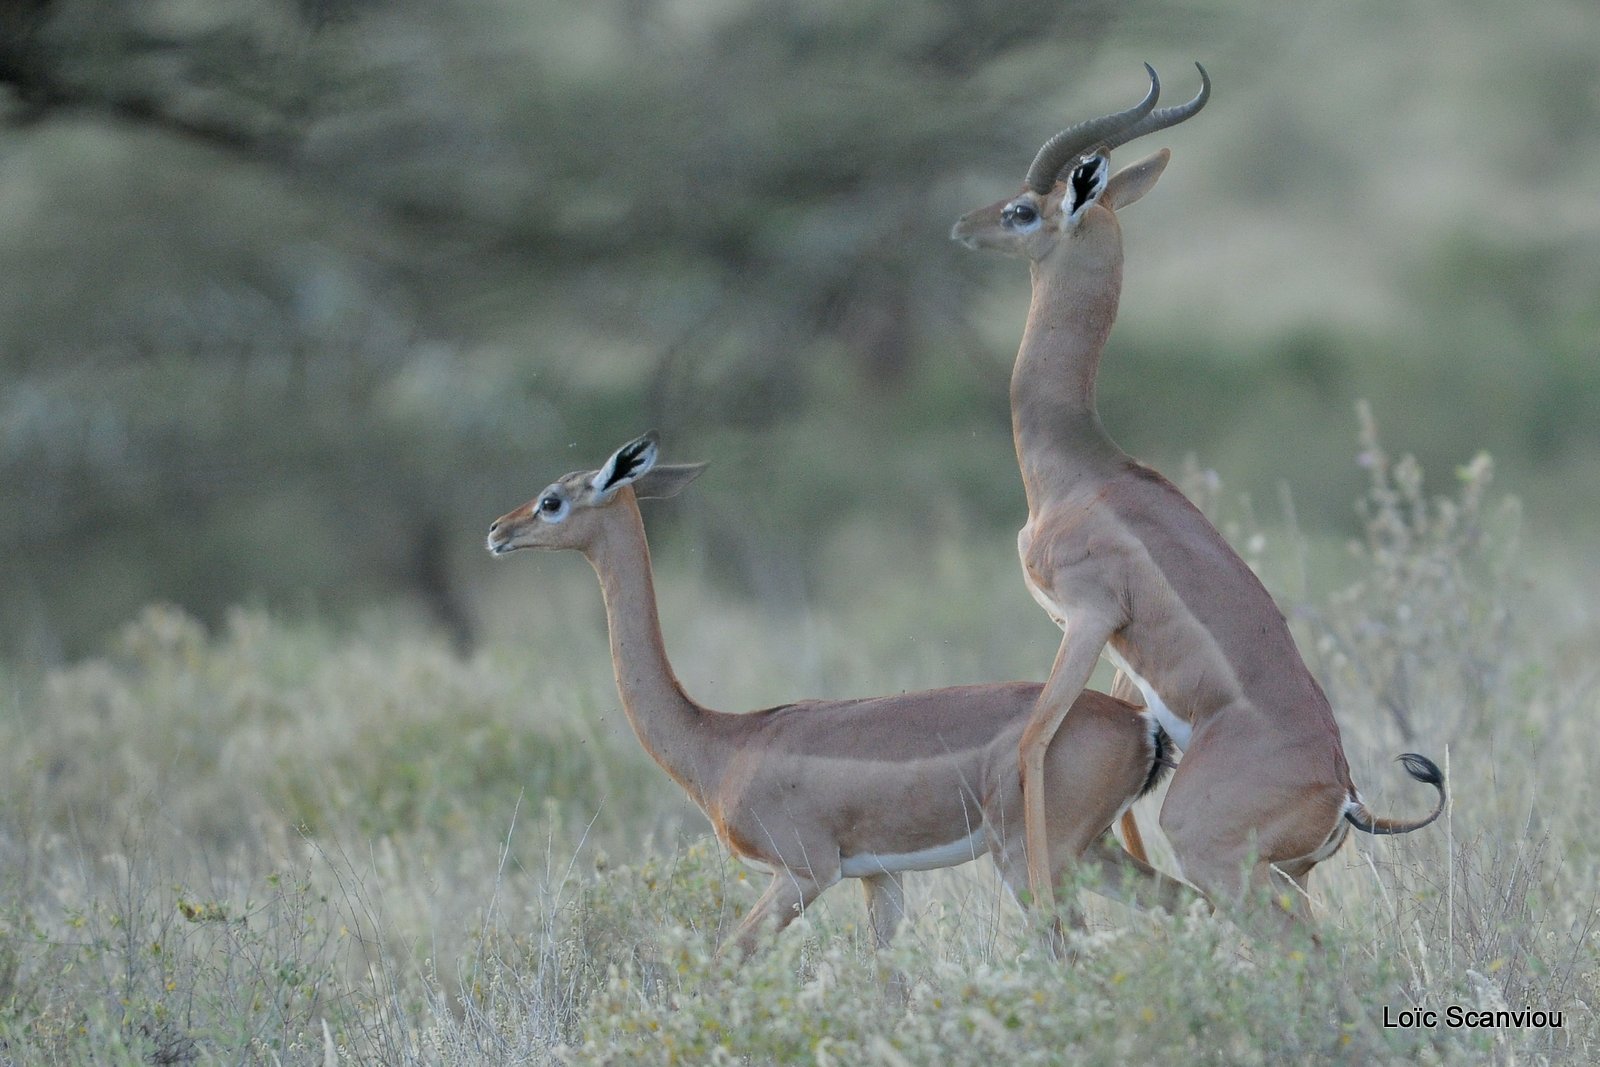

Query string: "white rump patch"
[[841, 828, 988, 878]]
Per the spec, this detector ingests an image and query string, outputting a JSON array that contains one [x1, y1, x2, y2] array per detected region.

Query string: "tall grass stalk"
[[0, 420, 1594, 1063]]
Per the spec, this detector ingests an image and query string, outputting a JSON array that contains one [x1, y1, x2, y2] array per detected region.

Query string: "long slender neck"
[[582, 496, 726, 805], [1011, 246, 1129, 509]]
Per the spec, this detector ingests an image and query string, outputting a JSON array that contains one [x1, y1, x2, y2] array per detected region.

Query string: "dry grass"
[[1, 423, 1596, 1064]]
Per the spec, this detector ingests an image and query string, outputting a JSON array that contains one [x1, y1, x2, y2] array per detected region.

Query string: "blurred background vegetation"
[[2, 0, 1597, 662], [2, 4, 1597, 1058]]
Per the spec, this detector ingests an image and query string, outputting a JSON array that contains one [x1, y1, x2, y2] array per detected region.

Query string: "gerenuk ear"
[[633, 463, 708, 500], [1102, 148, 1170, 211], [591, 431, 660, 497], [1065, 155, 1110, 223]]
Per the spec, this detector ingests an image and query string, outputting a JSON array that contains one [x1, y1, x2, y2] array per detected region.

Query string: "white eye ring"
[[1002, 201, 1041, 232], [538, 495, 569, 523]]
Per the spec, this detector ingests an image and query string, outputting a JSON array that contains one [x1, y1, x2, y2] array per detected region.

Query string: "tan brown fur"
[[488, 442, 1190, 957], [954, 142, 1445, 923]]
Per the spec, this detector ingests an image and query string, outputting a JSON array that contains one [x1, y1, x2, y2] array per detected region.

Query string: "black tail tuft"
[[1139, 724, 1175, 799], [1345, 751, 1447, 836], [1396, 752, 1443, 787]]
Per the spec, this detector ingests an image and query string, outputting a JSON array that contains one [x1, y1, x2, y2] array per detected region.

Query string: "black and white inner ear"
[[592, 433, 660, 494], [1066, 155, 1109, 223]]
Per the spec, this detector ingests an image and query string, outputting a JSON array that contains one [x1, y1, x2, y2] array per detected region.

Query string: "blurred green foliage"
[[2, 0, 1597, 660]]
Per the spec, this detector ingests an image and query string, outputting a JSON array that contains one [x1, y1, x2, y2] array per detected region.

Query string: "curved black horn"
[[1099, 63, 1211, 154], [1023, 64, 1160, 195]]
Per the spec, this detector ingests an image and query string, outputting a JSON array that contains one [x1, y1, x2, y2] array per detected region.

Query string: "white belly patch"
[[1104, 644, 1192, 750], [1021, 551, 1193, 750], [1024, 566, 1190, 751], [840, 828, 988, 878]]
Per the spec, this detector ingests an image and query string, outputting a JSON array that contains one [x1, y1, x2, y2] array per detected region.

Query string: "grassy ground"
[[1, 425, 1596, 1064]]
